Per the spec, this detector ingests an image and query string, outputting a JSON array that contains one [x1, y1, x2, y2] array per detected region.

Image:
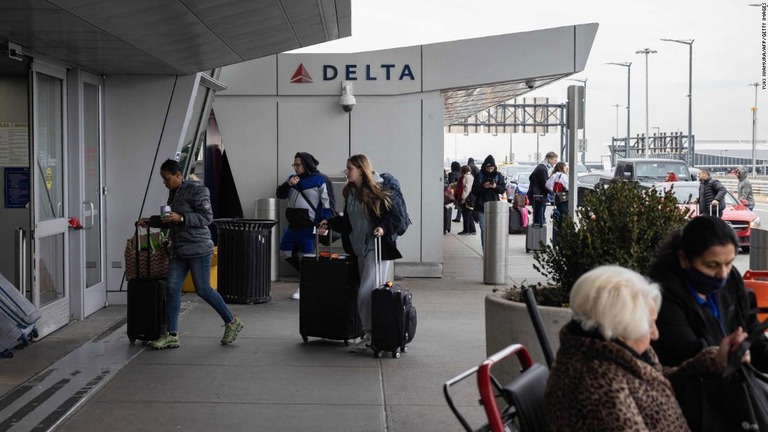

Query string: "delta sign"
[[290, 62, 416, 84], [278, 50, 423, 95]]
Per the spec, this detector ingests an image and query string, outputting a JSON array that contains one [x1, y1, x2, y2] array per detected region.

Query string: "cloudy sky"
[[294, 0, 761, 164]]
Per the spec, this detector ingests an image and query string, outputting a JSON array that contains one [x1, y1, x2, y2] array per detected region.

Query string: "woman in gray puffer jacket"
[[140, 159, 243, 350]]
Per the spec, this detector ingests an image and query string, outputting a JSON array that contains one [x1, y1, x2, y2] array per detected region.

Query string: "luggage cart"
[[443, 344, 549, 432]]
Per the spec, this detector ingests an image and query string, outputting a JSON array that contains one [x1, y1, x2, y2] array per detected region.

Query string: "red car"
[[656, 181, 761, 252]]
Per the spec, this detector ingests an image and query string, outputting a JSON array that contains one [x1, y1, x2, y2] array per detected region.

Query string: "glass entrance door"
[[31, 62, 69, 337], [82, 74, 105, 316]]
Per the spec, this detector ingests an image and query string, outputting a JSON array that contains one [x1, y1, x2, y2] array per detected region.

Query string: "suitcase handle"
[[374, 235, 383, 288], [709, 202, 720, 218], [314, 227, 334, 260]]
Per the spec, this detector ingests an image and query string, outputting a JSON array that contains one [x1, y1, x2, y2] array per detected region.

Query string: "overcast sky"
[[294, 0, 761, 164]]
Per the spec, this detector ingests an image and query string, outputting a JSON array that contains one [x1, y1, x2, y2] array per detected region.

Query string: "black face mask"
[[685, 266, 728, 295]]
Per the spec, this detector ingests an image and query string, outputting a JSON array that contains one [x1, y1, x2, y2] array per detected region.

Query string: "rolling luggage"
[[299, 231, 363, 345], [525, 223, 547, 253], [371, 237, 417, 359], [509, 206, 525, 234], [0, 272, 40, 358], [126, 225, 167, 344]]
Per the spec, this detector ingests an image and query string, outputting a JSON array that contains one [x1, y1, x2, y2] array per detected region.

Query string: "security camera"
[[339, 81, 356, 112], [525, 79, 535, 90]]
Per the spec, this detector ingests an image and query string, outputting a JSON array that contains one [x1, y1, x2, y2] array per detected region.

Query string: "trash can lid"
[[212, 218, 278, 230]]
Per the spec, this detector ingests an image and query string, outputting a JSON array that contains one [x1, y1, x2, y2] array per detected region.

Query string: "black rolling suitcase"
[[126, 225, 167, 344], [299, 231, 363, 345], [371, 238, 417, 359]]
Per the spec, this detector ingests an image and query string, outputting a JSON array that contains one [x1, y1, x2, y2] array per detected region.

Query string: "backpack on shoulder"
[[380, 172, 412, 238]]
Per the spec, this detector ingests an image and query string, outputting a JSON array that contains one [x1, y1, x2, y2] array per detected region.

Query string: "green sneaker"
[[149, 333, 180, 350], [221, 317, 243, 345]]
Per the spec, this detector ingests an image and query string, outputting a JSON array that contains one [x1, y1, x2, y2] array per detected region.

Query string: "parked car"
[[576, 170, 614, 203], [655, 181, 760, 252], [614, 158, 691, 186]]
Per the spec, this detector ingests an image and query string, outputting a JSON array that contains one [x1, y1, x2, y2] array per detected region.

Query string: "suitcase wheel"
[[301, 335, 309, 343], [375, 350, 383, 358], [392, 351, 400, 359], [402, 346, 408, 353], [344, 340, 350, 346], [129, 338, 136, 345]]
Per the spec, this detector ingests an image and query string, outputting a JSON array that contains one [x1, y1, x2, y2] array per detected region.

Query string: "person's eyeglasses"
[[291, 163, 302, 168]]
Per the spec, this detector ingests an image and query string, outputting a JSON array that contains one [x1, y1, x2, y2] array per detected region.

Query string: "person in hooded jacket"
[[138, 159, 243, 350], [648, 216, 768, 430], [470, 155, 506, 250], [448, 161, 462, 222], [319, 154, 402, 348], [735, 165, 755, 210], [276, 152, 333, 300], [697, 168, 727, 218]]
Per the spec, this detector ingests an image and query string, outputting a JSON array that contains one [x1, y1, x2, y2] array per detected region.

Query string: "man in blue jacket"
[[276, 152, 333, 299]]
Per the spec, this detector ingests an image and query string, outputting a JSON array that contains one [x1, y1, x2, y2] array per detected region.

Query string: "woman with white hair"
[[545, 265, 748, 432]]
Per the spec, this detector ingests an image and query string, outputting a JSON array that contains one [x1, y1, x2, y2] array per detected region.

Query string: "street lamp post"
[[607, 62, 632, 158], [536, 133, 545, 161], [751, 82, 759, 177], [661, 38, 694, 166], [612, 104, 623, 138], [636, 48, 657, 158], [568, 78, 587, 162]]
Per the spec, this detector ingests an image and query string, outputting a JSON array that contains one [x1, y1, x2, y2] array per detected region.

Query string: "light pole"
[[635, 48, 657, 158], [661, 38, 694, 166], [751, 82, 759, 177], [568, 78, 587, 162], [612, 104, 623, 138], [536, 133, 545, 161], [607, 62, 631, 158]]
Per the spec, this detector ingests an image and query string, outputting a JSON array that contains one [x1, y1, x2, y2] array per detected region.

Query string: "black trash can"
[[213, 218, 278, 304]]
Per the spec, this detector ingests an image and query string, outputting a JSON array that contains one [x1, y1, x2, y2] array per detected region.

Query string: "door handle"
[[15, 227, 26, 296], [83, 201, 95, 230]]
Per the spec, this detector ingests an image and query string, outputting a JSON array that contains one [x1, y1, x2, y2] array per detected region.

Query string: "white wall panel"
[[213, 97, 278, 218], [277, 98, 351, 179], [218, 56, 277, 96], [420, 92, 446, 264], [104, 75, 195, 302], [350, 95, 424, 263]]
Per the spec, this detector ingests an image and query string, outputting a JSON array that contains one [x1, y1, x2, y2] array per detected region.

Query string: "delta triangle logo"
[[290, 63, 313, 83]]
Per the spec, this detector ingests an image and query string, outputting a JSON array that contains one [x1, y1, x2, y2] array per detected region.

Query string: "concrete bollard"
[[483, 200, 509, 285]]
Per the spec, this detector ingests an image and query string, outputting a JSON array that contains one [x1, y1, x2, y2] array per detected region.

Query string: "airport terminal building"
[[0, 1, 596, 338]]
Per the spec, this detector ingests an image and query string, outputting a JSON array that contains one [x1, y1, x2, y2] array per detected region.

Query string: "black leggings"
[[461, 206, 476, 233]]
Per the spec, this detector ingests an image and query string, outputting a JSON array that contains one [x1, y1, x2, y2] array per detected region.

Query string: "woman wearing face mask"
[[648, 215, 768, 430]]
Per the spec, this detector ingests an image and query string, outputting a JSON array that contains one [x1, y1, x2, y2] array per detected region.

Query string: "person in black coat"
[[528, 151, 558, 225], [448, 161, 462, 222], [470, 155, 506, 250], [648, 216, 768, 430], [697, 168, 727, 218], [467, 157, 480, 176]]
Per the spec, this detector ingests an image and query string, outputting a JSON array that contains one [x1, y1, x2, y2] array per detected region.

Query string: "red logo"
[[290, 63, 313, 83]]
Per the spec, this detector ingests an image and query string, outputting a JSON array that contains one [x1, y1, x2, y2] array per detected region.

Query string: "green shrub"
[[531, 181, 690, 306]]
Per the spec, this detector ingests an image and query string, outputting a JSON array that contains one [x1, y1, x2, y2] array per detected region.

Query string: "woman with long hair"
[[320, 154, 402, 346]]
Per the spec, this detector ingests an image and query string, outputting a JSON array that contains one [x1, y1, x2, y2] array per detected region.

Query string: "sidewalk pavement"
[[1, 214, 679, 431]]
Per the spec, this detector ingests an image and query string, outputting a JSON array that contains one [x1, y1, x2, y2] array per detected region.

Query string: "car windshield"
[[634, 162, 691, 182], [658, 183, 738, 206]]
